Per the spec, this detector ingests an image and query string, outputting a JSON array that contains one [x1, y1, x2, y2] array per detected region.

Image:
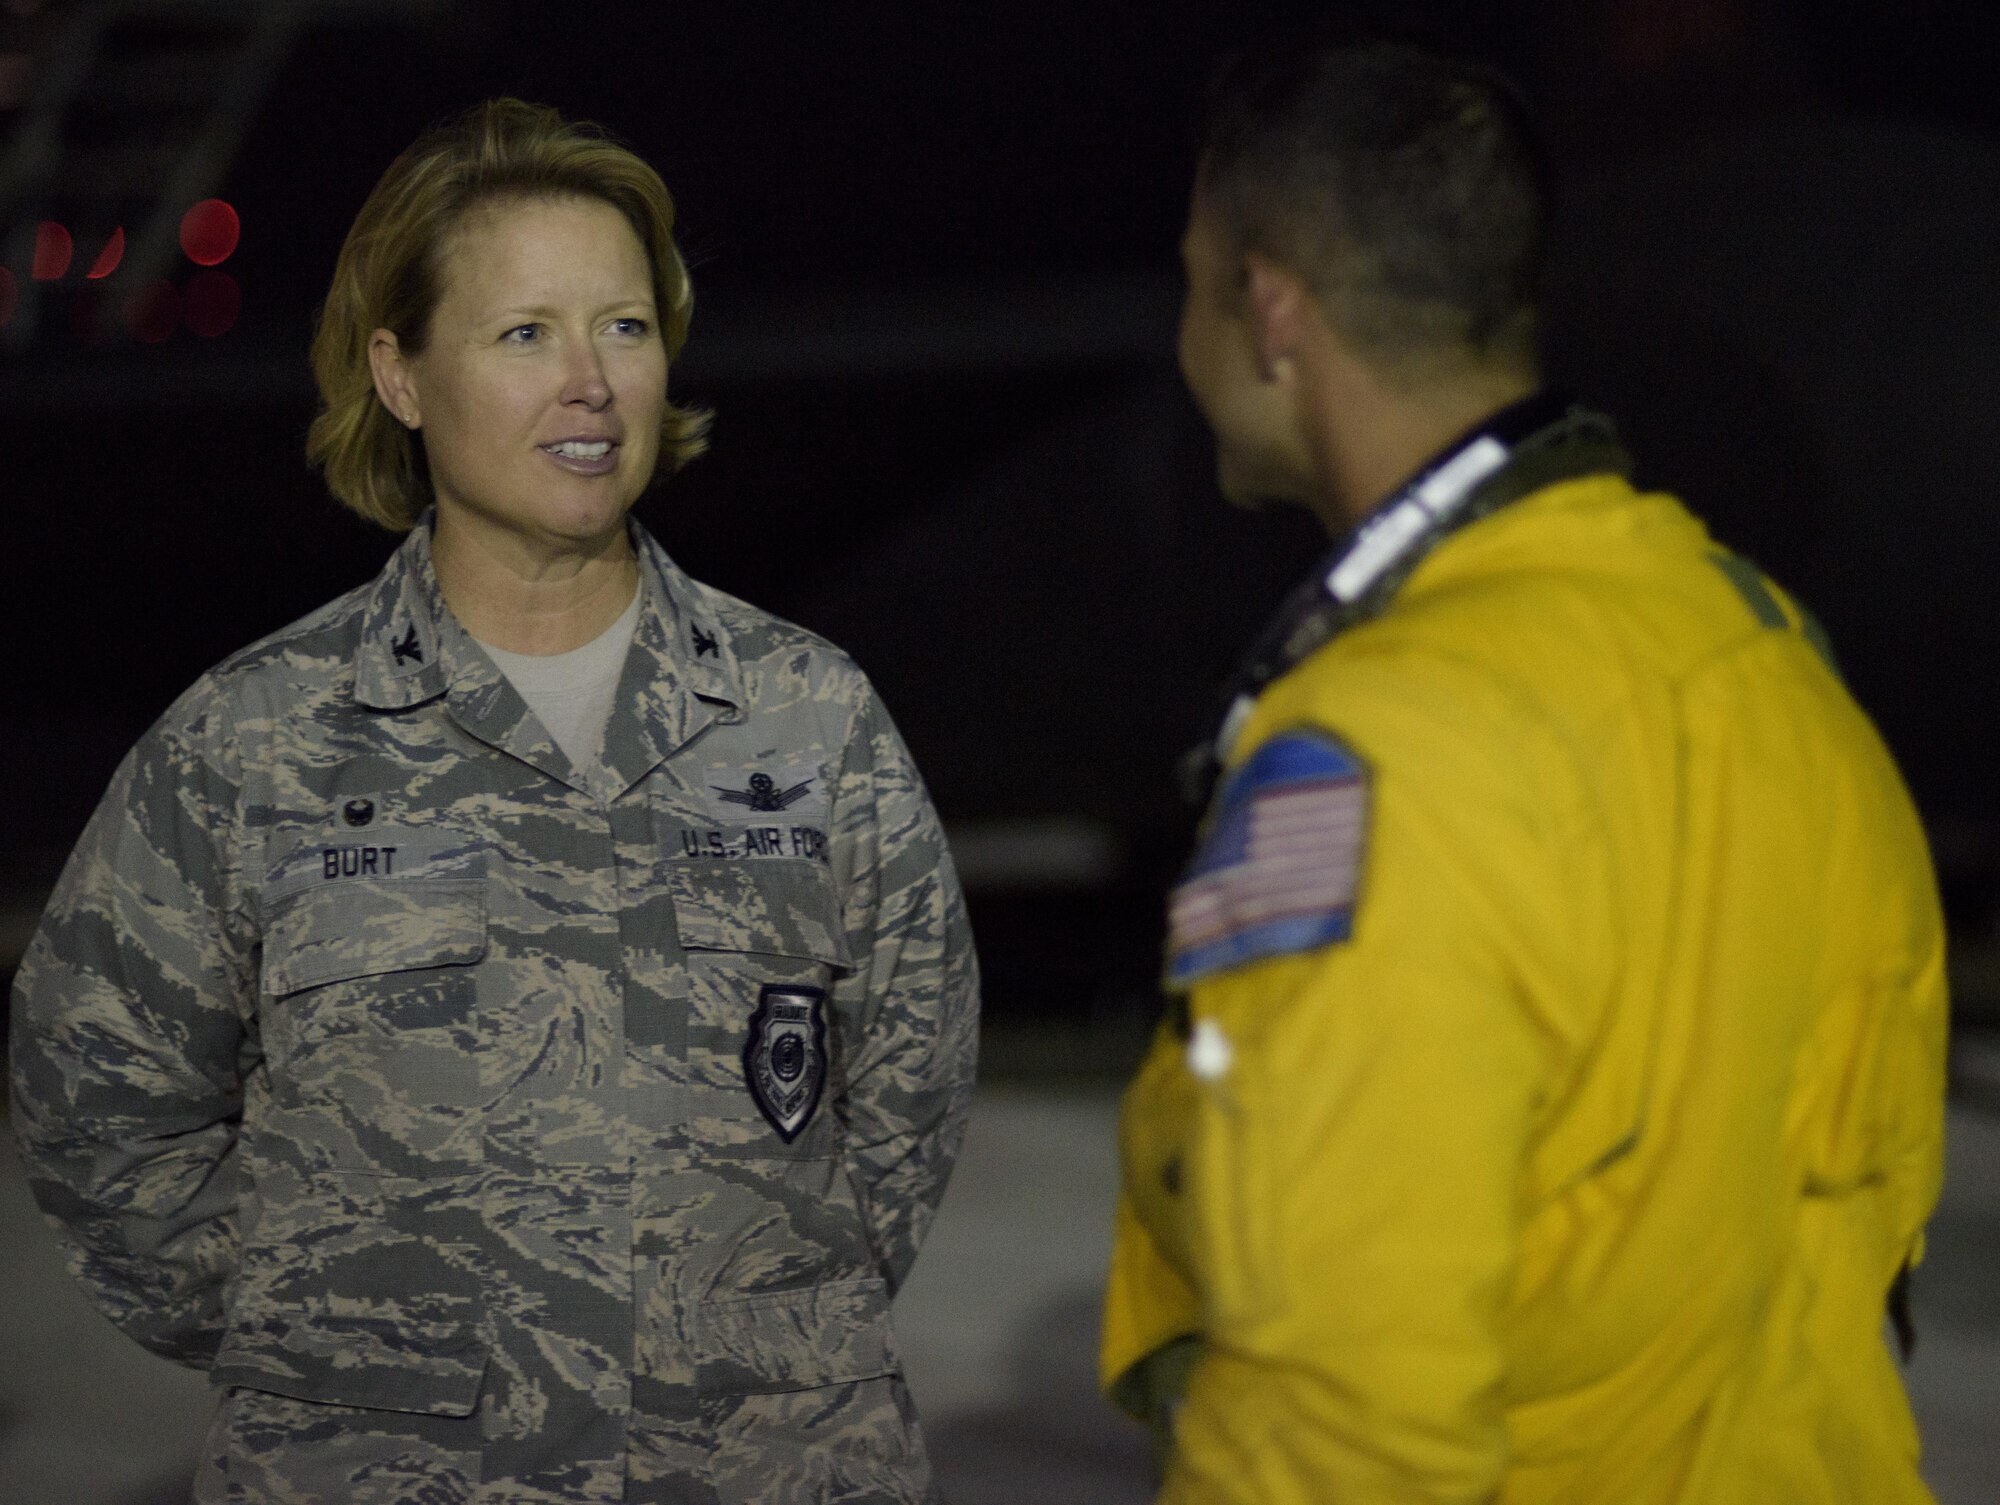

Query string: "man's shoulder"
[[1247, 495, 1667, 806], [1344, 479, 1795, 713], [1257, 474, 1874, 815], [1259, 620, 1586, 812]]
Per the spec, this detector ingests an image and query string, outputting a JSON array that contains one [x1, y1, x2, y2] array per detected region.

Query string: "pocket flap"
[[693, 1276, 896, 1395], [211, 1310, 488, 1417], [669, 859, 853, 971], [264, 882, 486, 995]]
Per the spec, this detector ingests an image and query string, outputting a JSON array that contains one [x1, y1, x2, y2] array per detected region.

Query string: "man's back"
[[1103, 471, 1947, 1502]]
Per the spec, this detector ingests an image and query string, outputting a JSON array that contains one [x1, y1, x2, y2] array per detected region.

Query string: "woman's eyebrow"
[[484, 296, 658, 320]]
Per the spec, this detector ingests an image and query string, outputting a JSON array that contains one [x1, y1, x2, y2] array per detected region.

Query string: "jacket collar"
[[352, 513, 744, 799], [351, 517, 455, 713], [600, 524, 744, 800], [1180, 396, 1632, 807]]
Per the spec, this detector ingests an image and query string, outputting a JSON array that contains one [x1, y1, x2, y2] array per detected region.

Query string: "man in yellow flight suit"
[[1100, 33, 1949, 1505]]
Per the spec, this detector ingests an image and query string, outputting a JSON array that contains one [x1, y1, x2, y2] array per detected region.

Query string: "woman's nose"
[[563, 344, 612, 408]]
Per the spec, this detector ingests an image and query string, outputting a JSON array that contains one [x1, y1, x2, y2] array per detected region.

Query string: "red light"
[[125, 278, 179, 343], [0, 266, 16, 328], [184, 268, 240, 338], [31, 220, 72, 280], [179, 199, 240, 266], [86, 226, 125, 280]]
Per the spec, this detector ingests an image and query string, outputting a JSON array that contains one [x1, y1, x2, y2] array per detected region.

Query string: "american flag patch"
[[1166, 730, 1369, 988]]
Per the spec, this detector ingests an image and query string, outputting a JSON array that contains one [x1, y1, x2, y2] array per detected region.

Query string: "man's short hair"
[[1199, 35, 1548, 378]]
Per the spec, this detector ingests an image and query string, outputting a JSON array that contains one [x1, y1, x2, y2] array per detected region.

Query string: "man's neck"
[[1306, 364, 1540, 536]]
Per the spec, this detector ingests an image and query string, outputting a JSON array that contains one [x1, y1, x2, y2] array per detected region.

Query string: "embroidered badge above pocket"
[[682, 761, 832, 862], [702, 762, 829, 824], [1166, 729, 1370, 989], [743, 984, 829, 1142]]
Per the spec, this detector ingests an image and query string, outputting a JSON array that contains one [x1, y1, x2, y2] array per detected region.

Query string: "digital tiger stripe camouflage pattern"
[[9, 518, 979, 1503]]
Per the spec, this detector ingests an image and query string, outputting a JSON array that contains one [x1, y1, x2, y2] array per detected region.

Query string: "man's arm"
[[1152, 664, 1601, 1504], [1162, 948, 1548, 1504]]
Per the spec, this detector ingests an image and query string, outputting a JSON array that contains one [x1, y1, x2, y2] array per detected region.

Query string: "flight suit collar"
[[1181, 396, 1632, 806], [351, 513, 745, 800]]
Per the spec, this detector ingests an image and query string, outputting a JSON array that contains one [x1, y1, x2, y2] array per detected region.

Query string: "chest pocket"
[[670, 858, 854, 1158], [260, 874, 488, 1172], [669, 858, 853, 964]]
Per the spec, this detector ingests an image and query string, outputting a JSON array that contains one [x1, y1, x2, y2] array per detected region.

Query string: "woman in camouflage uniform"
[[9, 99, 978, 1505]]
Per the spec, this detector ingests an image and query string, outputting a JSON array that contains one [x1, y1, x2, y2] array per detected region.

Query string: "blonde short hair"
[[307, 98, 711, 531]]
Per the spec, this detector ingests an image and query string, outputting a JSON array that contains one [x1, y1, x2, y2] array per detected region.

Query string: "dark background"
[[5, 0, 2000, 1042]]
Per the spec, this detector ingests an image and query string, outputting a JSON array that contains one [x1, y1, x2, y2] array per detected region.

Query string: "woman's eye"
[[502, 324, 541, 344], [610, 317, 650, 337]]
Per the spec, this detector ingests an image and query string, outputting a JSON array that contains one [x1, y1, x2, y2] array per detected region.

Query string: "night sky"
[[6, 0, 1999, 1012]]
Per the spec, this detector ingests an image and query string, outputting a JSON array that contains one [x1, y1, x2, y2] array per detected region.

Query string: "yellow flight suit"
[[1102, 466, 1947, 1503]]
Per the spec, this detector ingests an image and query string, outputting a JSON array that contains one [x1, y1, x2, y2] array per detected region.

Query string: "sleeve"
[[1102, 1188, 1204, 1469], [1156, 675, 1600, 1505], [1101, 1029, 1205, 1425], [828, 676, 980, 1293], [7, 680, 259, 1367]]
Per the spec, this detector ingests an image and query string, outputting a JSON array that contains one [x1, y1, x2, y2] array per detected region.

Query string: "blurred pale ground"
[[1, 1082, 1995, 1505]]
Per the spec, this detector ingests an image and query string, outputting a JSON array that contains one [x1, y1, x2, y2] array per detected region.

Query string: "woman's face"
[[382, 194, 667, 555]]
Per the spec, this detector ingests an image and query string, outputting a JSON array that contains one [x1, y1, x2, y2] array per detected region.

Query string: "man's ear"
[[1242, 253, 1309, 384], [368, 329, 420, 429]]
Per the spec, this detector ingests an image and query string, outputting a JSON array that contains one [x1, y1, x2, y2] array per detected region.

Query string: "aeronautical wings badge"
[[743, 984, 828, 1143], [701, 762, 829, 829], [714, 772, 816, 813]]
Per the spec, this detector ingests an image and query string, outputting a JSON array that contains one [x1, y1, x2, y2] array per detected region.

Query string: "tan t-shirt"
[[476, 581, 643, 775]]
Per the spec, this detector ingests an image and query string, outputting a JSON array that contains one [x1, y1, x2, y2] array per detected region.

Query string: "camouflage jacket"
[[8, 518, 979, 1504]]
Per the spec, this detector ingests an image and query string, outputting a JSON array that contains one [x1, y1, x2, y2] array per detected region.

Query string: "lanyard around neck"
[[1180, 394, 1632, 808]]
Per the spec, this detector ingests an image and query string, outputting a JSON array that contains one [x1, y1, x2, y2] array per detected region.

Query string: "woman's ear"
[[368, 329, 421, 428]]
